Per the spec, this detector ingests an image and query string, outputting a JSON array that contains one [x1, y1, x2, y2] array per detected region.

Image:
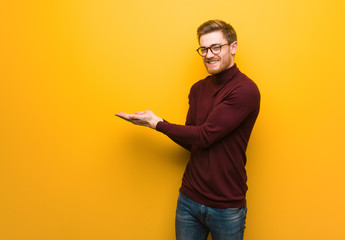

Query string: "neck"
[[213, 63, 238, 85]]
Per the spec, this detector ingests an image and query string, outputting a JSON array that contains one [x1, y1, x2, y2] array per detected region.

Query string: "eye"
[[211, 45, 221, 52], [200, 48, 208, 54]]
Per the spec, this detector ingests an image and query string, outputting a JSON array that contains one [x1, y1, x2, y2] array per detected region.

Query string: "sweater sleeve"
[[158, 90, 195, 151], [156, 83, 260, 148], [160, 120, 192, 151]]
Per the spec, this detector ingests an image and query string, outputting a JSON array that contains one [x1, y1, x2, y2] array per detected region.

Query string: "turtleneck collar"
[[212, 63, 239, 86]]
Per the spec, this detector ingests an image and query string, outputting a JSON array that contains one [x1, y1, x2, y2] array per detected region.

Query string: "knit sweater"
[[156, 64, 260, 208]]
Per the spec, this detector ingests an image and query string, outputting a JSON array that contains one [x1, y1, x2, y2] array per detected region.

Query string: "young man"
[[116, 20, 260, 240]]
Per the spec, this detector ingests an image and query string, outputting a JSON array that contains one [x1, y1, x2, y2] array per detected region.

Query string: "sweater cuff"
[[156, 119, 169, 133]]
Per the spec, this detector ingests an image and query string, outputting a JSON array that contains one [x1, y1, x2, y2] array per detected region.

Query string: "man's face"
[[199, 31, 236, 74]]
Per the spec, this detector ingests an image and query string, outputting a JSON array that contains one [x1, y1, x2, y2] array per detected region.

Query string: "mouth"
[[205, 58, 220, 65]]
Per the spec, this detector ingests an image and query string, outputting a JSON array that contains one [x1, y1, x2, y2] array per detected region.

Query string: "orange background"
[[1, 0, 345, 239]]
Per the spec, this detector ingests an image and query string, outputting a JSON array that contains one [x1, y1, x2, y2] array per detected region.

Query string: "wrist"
[[153, 117, 163, 129]]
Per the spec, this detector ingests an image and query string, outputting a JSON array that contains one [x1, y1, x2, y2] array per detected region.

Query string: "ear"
[[230, 41, 238, 55]]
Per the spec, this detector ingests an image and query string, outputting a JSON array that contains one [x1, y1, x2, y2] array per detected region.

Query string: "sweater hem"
[[180, 186, 246, 209]]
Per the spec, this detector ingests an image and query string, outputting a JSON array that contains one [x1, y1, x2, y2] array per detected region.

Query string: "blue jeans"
[[175, 193, 247, 240]]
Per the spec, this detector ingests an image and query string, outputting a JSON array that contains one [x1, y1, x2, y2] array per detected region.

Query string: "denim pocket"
[[212, 206, 246, 221], [207, 206, 247, 235], [176, 194, 196, 220]]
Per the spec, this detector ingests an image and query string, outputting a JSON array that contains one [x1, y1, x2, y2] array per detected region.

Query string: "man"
[[116, 19, 260, 240]]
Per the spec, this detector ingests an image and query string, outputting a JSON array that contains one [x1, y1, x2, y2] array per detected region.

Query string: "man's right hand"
[[115, 110, 163, 129]]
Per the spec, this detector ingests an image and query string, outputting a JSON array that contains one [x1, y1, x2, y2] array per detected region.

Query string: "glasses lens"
[[198, 48, 207, 56], [210, 45, 221, 54]]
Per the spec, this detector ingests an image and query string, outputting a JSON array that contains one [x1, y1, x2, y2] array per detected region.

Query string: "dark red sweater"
[[156, 64, 260, 208]]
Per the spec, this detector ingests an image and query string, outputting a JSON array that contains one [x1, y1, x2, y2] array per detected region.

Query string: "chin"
[[207, 67, 222, 74]]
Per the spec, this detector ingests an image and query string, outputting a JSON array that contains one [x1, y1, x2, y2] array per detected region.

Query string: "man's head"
[[197, 20, 238, 74]]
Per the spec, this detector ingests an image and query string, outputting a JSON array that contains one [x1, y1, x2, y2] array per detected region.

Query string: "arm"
[[161, 105, 194, 151], [156, 84, 260, 148], [115, 83, 260, 149]]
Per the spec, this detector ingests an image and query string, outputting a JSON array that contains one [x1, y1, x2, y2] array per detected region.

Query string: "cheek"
[[222, 55, 232, 66]]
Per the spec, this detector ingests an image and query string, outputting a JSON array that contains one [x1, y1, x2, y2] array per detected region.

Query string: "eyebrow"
[[199, 43, 226, 48]]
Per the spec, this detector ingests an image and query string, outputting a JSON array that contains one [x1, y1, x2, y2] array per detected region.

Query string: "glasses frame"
[[196, 43, 231, 57]]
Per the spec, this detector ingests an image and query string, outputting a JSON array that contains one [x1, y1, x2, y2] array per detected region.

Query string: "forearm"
[[156, 93, 260, 148], [156, 121, 209, 148], [155, 120, 191, 151]]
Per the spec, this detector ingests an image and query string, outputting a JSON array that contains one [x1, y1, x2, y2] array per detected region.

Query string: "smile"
[[207, 60, 219, 64]]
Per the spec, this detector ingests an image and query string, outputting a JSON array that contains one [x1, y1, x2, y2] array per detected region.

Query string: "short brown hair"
[[197, 20, 237, 43]]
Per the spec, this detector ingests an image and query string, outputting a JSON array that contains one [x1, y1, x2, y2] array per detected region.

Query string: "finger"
[[115, 112, 130, 119], [130, 114, 147, 120]]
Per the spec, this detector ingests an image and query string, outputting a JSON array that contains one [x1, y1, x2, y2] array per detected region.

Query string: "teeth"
[[208, 61, 218, 64]]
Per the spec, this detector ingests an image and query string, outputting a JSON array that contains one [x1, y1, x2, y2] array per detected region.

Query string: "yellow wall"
[[1, 0, 345, 239]]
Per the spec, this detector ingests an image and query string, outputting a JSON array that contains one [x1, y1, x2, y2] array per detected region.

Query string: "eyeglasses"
[[196, 43, 230, 57]]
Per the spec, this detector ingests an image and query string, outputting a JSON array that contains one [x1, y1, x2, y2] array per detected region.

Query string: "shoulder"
[[231, 72, 260, 96], [219, 72, 261, 108], [189, 75, 212, 94], [192, 75, 212, 88]]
